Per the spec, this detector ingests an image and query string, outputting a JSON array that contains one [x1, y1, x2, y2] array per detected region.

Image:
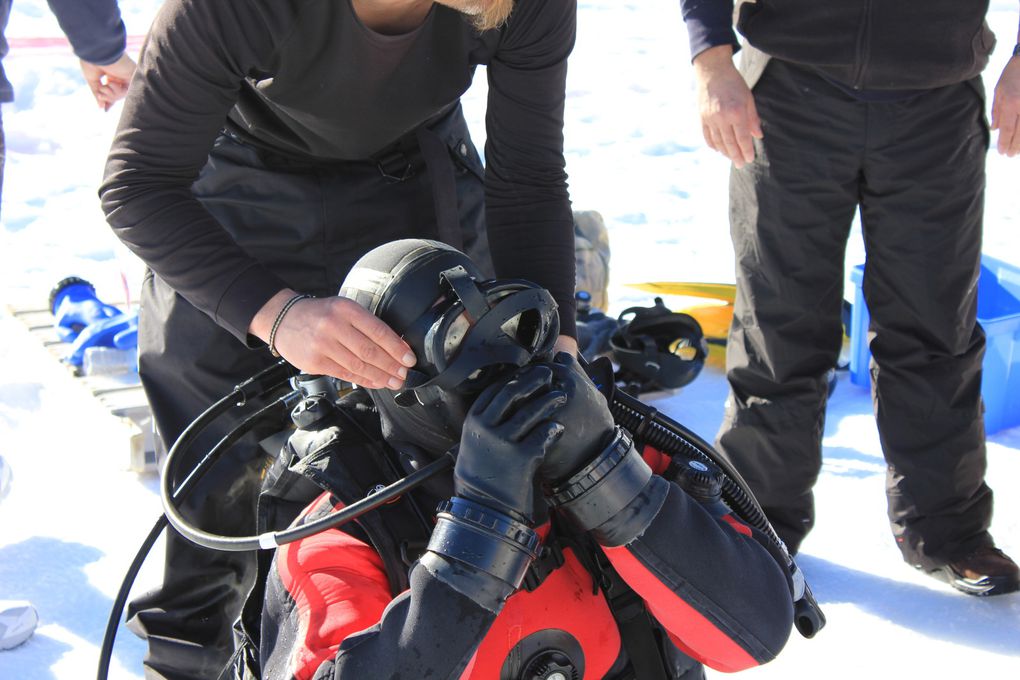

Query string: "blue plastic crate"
[[849, 256, 1020, 434]]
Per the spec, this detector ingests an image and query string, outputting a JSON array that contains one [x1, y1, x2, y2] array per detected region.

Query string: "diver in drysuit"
[[245, 238, 796, 679]]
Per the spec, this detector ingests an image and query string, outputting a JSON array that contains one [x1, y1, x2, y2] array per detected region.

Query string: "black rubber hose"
[[608, 389, 783, 549], [97, 360, 296, 680], [608, 388, 827, 638], [95, 515, 168, 680], [163, 448, 454, 552]]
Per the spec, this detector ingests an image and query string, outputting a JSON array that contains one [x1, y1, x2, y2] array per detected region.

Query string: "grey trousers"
[[716, 59, 993, 570]]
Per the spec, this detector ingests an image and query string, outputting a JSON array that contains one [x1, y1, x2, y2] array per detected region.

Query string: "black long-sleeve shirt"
[[100, 0, 578, 341], [1, 0, 126, 103]]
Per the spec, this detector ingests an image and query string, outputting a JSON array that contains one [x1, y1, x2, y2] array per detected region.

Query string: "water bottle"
[[83, 346, 138, 376]]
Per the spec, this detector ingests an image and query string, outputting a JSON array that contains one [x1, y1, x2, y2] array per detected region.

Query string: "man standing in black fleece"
[[678, 0, 1020, 595], [0, 0, 134, 216], [99, 1, 578, 677]]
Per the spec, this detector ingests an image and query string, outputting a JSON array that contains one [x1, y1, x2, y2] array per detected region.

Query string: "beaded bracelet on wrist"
[[268, 293, 312, 357]]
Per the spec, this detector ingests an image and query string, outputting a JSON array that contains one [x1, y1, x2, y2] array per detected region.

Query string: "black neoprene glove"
[[539, 352, 617, 486], [454, 364, 567, 524]]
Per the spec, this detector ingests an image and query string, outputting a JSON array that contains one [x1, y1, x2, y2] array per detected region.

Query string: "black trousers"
[[128, 104, 489, 680], [717, 60, 993, 570]]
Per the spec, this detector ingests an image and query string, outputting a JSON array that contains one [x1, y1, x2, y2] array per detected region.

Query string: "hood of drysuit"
[[338, 239, 560, 456]]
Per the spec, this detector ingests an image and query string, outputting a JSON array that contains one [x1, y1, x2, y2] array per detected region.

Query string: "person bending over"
[[100, 3, 577, 675]]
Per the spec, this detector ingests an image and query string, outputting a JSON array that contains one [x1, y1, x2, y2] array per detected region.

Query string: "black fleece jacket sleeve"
[[47, 0, 126, 65], [679, 0, 740, 60], [100, 0, 288, 341]]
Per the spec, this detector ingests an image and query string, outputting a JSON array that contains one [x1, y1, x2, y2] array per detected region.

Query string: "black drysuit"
[[251, 390, 794, 679], [99, 1, 578, 677], [679, 0, 999, 567]]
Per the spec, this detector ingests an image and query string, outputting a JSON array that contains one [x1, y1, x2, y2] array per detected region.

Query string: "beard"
[[436, 0, 514, 30]]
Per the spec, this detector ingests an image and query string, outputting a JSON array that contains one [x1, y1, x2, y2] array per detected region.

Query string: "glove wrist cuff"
[[548, 427, 633, 505], [548, 427, 653, 532], [428, 497, 541, 590]]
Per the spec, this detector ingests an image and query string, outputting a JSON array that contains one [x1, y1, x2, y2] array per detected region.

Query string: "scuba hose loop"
[[160, 397, 298, 550], [97, 360, 297, 680], [168, 451, 455, 552], [160, 398, 456, 551]]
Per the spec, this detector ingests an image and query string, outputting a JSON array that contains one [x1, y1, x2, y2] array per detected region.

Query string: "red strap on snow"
[[602, 545, 760, 672]]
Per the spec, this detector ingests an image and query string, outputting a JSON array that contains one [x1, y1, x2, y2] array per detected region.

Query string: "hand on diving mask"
[[454, 364, 566, 524]]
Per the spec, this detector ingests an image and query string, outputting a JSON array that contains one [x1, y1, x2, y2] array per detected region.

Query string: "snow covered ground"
[[1, 1, 1018, 678]]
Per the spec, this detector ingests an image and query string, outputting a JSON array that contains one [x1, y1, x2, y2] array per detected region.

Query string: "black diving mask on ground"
[[338, 239, 560, 455]]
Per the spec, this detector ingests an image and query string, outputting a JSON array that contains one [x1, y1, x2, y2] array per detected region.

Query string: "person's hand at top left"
[[80, 53, 137, 111]]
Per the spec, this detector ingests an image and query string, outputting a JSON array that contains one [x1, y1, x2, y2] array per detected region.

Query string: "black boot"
[[924, 545, 1019, 597]]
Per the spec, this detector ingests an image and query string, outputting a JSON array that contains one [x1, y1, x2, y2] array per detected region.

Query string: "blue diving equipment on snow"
[[49, 277, 138, 368]]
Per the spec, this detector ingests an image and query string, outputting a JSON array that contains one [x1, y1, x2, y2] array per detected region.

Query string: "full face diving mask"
[[338, 239, 560, 409], [397, 265, 561, 407]]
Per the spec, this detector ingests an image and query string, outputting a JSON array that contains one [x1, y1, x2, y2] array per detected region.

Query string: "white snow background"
[[1, 1, 1018, 678]]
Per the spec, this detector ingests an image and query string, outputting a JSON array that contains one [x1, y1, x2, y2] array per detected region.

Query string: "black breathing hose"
[[96, 360, 297, 680], [608, 388, 826, 638], [162, 446, 454, 552], [608, 390, 781, 548]]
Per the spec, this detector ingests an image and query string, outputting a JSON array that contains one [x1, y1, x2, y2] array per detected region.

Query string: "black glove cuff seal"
[[428, 497, 540, 590], [549, 427, 653, 531], [548, 427, 633, 504]]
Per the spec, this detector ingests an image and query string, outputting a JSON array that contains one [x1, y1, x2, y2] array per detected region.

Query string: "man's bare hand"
[[693, 45, 762, 168], [991, 54, 1020, 157], [251, 291, 416, 389], [80, 53, 137, 111]]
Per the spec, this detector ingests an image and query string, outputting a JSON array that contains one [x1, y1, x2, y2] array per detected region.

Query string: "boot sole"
[[927, 565, 1020, 597]]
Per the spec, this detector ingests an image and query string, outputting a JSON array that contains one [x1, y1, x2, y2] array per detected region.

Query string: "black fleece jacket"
[[680, 0, 997, 90]]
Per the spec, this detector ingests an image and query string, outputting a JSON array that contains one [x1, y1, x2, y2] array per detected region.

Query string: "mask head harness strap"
[[396, 266, 559, 407]]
